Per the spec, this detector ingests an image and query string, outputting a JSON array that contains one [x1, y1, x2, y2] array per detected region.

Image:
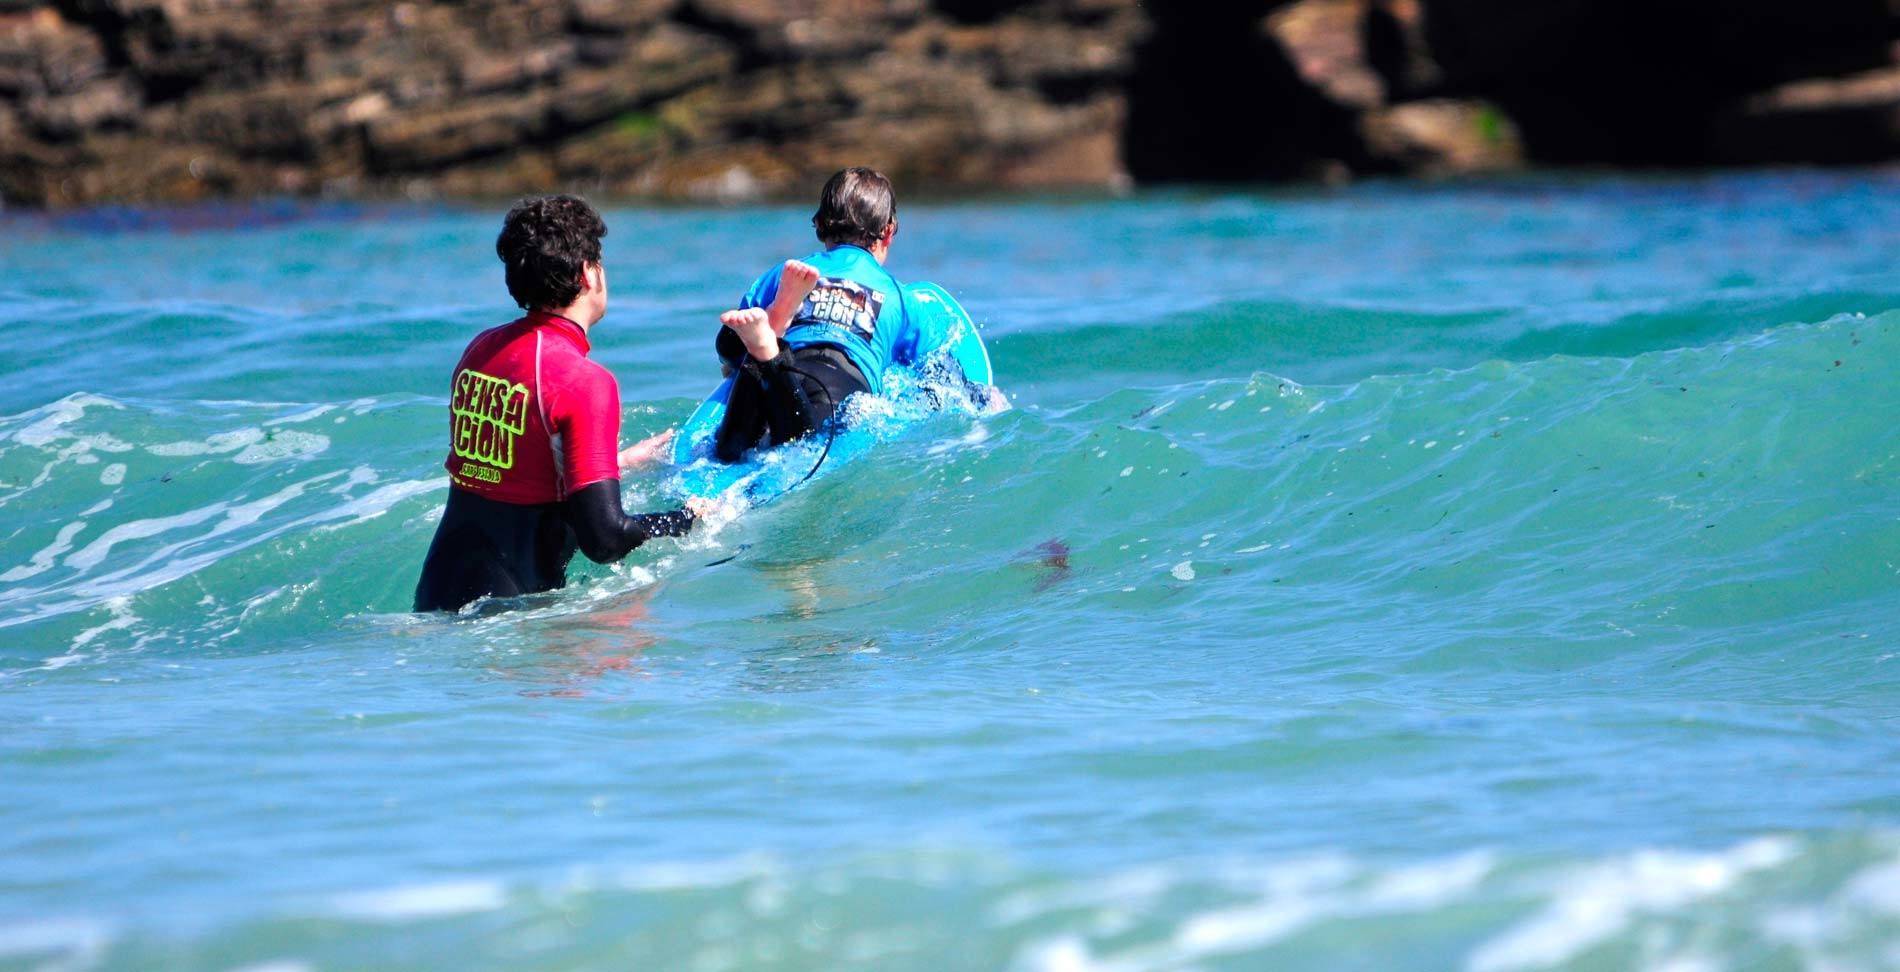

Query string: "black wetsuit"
[[413, 479, 694, 612], [713, 330, 872, 464]]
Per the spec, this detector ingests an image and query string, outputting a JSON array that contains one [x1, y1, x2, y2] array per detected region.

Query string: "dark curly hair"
[[812, 167, 896, 249], [496, 194, 607, 311]]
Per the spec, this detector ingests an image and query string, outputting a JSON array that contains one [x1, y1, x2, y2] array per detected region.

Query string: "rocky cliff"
[[2, 0, 1896, 207]]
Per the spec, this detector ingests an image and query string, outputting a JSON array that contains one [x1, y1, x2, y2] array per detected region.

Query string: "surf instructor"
[[414, 194, 698, 612]]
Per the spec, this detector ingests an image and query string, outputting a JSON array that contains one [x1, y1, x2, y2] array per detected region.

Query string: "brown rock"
[[629, 143, 801, 201], [1266, 0, 1385, 109], [365, 92, 556, 170], [551, 117, 674, 181], [36, 135, 249, 204], [455, 42, 572, 97], [0, 6, 112, 96], [689, 0, 923, 37], [20, 76, 140, 137], [1709, 65, 1900, 164], [13, 0, 1897, 207], [552, 24, 736, 130], [1361, 98, 1521, 173], [567, 0, 679, 36], [173, 80, 359, 159], [2, 0, 1160, 204], [994, 126, 1127, 190]]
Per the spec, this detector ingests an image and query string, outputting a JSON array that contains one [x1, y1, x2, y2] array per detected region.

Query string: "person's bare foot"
[[766, 260, 820, 336], [720, 307, 778, 363]]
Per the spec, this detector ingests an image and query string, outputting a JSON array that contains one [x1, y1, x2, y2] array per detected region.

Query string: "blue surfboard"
[[669, 282, 995, 505], [905, 281, 992, 385]]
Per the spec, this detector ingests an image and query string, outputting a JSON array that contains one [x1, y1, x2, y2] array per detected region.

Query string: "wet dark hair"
[[812, 167, 896, 249], [495, 194, 607, 311]]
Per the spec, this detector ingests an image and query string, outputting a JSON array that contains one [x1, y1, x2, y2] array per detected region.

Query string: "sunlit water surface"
[[3, 173, 1899, 970]]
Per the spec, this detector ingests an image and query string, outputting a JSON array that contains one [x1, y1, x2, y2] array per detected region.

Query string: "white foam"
[[1017, 856, 1367, 972], [1650, 956, 1721, 972], [994, 868, 1175, 926], [609, 854, 778, 893], [1468, 838, 1793, 972], [67, 476, 323, 574], [72, 595, 137, 648], [63, 504, 228, 571], [1019, 935, 1100, 972], [1363, 852, 1496, 909], [329, 879, 506, 921], [236, 582, 309, 621], [233, 430, 330, 465], [1841, 854, 1900, 914], [99, 463, 126, 485], [1, 520, 89, 581], [328, 465, 379, 492], [0, 916, 111, 960], [1170, 561, 1195, 581], [1173, 897, 1316, 955], [7, 393, 123, 447], [0, 469, 416, 626], [222, 482, 314, 530], [143, 426, 331, 464], [265, 404, 337, 426], [148, 427, 265, 457]]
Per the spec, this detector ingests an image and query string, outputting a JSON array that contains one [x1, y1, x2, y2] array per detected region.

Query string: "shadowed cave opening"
[[1122, 0, 1370, 182]]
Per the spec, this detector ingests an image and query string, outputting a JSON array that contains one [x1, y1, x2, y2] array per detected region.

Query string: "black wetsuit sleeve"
[[715, 325, 747, 370], [562, 478, 696, 564]]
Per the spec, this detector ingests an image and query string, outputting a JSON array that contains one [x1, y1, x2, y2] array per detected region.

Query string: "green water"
[[2, 173, 1898, 970]]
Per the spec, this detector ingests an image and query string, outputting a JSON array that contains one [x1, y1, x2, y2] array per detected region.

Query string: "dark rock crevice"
[[1123, 0, 1373, 181], [1419, 0, 1899, 165], [935, 0, 1029, 27], [671, 0, 772, 73]]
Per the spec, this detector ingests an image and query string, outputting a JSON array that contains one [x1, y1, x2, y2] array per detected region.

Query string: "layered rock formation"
[[1, 0, 1895, 207], [0, 0, 1149, 205]]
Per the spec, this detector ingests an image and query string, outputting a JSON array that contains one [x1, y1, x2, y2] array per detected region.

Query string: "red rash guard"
[[444, 311, 621, 503]]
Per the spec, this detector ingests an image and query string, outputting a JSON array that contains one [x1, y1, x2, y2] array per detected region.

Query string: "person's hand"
[[618, 428, 675, 470], [684, 496, 731, 521]]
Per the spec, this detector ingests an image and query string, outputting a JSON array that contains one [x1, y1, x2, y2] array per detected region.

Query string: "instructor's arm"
[[558, 369, 695, 563], [564, 479, 695, 564]]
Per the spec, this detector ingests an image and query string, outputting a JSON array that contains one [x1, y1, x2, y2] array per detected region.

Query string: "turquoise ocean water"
[[3, 173, 1898, 970]]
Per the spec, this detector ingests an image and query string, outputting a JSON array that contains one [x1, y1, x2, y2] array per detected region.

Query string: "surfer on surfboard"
[[710, 167, 989, 463]]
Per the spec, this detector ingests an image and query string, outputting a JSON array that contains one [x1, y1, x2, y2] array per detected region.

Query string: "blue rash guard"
[[737, 244, 946, 391]]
